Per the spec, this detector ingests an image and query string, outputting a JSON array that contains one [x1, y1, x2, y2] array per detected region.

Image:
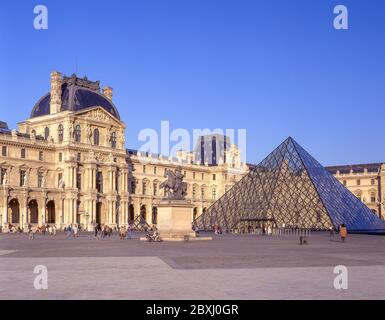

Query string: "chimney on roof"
[[50, 71, 62, 114], [103, 86, 113, 101]]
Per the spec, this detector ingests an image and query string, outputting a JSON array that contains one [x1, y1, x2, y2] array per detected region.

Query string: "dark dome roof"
[[30, 76, 120, 120]]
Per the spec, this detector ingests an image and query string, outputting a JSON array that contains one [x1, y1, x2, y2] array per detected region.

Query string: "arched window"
[[58, 124, 64, 142], [111, 132, 117, 149], [74, 125, 81, 142], [31, 130, 36, 136], [44, 127, 50, 140], [93, 128, 99, 145]]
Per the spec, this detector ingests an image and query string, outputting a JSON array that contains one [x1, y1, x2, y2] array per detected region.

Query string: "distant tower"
[[50, 71, 62, 114], [103, 86, 113, 101]]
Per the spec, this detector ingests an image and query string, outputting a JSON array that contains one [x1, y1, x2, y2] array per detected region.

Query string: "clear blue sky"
[[0, 0, 384, 166]]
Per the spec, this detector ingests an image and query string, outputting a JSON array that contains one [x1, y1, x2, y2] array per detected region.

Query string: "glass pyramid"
[[195, 137, 385, 233]]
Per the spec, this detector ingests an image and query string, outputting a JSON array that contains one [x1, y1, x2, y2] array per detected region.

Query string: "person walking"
[[28, 226, 35, 240], [125, 224, 133, 239], [73, 224, 79, 238], [66, 225, 72, 239], [339, 224, 347, 243]]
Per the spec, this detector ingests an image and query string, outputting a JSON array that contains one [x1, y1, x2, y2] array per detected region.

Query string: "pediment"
[[76, 107, 125, 127]]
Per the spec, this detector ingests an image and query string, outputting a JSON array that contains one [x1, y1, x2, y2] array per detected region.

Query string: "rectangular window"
[[59, 153, 63, 162], [142, 181, 147, 195], [39, 151, 44, 161], [343, 180, 347, 186], [20, 170, 26, 187], [96, 172, 103, 193], [357, 179, 361, 186], [154, 167, 157, 175], [201, 173, 204, 180], [371, 179, 375, 186], [131, 181, 136, 194], [143, 165, 146, 173], [371, 194, 376, 203], [192, 185, 196, 198], [0, 168, 6, 185], [76, 173, 82, 190], [38, 173, 43, 188], [1, 146, 7, 157], [153, 183, 158, 196], [21, 148, 26, 159], [193, 172, 196, 180], [77, 153, 81, 162], [213, 174, 216, 181]]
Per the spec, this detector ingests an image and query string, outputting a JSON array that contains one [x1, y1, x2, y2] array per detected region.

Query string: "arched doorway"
[[29, 200, 39, 224], [8, 199, 20, 224], [140, 205, 146, 223], [128, 204, 135, 224], [96, 202, 106, 224], [193, 207, 198, 221], [152, 207, 158, 225], [46, 201, 55, 224]]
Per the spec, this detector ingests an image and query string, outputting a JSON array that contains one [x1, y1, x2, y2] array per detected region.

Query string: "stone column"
[[21, 198, 28, 229], [2, 199, 7, 227], [41, 200, 46, 225]]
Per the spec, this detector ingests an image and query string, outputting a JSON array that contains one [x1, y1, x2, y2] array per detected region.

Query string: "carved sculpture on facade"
[[3, 170, 8, 185], [160, 166, 188, 200], [86, 124, 92, 143], [88, 109, 110, 122], [68, 121, 74, 140], [106, 126, 112, 146], [58, 177, 65, 189], [88, 150, 97, 162], [41, 175, 46, 188]]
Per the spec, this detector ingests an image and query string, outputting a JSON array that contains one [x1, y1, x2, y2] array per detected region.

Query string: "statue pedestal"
[[157, 200, 196, 241]]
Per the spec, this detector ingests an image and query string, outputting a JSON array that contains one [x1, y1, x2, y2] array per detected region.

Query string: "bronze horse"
[[160, 168, 187, 200]]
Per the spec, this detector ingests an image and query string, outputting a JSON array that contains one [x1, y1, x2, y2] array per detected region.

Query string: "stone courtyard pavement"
[[0, 232, 384, 299]]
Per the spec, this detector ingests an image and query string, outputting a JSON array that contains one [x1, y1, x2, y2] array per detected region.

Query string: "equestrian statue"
[[160, 166, 188, 200]]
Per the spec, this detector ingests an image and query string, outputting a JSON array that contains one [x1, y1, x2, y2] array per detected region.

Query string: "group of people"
[[118, 225, 134, 240], [64, 224, 80, 238], [93, 223, 135, 240], [212, 224, 223, 234], [27, 224, 57, 240]]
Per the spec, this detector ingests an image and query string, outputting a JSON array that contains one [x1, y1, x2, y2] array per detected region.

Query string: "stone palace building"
[[0, 72, 384, 231], [0, 72, 247, 231]]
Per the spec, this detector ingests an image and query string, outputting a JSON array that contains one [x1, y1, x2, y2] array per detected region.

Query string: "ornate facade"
[[326, 163, 385, 219], [0, 72, 247, 231]]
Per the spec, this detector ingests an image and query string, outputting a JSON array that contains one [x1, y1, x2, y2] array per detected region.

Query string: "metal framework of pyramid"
[[195, 137, 385, 233]]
